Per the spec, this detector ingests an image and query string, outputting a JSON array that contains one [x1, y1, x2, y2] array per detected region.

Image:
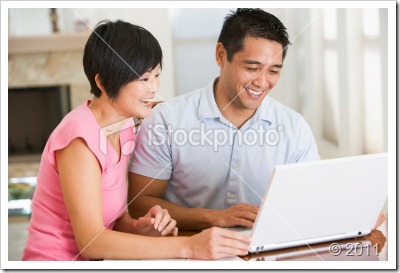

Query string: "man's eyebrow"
[[242, 60, 262, 65], [242, 60, 283, 68]]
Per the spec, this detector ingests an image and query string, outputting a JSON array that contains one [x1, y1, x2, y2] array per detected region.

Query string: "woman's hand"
[[184, 227, 251, 260], [133, 205, 178, 237]]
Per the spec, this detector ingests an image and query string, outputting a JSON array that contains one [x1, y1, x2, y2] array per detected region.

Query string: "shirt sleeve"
[[291, 113, 321, 163], [128, 104, 173, 180], [46, 116, 108, 172]]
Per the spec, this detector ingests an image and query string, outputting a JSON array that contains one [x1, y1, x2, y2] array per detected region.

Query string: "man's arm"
[[128, 172, 259, 230]]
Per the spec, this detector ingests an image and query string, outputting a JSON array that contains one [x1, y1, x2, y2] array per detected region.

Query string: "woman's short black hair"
[[217, 8, 291, 61], [83, 20, 162, 99]]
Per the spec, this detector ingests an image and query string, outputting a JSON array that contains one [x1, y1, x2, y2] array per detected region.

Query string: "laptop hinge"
[[345, 229, 371, 239]]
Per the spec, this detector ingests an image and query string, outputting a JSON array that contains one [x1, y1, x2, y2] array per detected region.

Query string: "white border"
[[386, 0, 397, 267], [1, 0, 10, 270], [1, 0, 396, 9], [1, 0, 396, 270]]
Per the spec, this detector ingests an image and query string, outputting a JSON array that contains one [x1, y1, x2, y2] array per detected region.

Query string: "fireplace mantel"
[[9, 33, 90, 54], [8, 33, 92, 126]]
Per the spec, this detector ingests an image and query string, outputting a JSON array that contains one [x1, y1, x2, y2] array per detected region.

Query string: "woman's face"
[[112, 66, 161, 119]]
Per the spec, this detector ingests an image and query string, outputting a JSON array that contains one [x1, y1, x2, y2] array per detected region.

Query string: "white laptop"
[[245, 236, 380, 261], [235, 153, 388, 253]]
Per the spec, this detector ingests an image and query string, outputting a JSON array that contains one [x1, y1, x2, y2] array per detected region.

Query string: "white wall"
[[169, 8, 231, 95], [9, 9, 52, 36]]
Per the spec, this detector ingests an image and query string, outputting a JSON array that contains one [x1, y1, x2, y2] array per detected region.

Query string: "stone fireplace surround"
[[8, 33, 92, 178]]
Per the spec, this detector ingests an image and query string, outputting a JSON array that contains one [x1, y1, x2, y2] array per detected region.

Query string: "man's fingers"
[[236, 203, 259, 215], [226, 210, 257, 227], [227, 203, 259, 223], [230, 217, 254, 228], [232, 210, 257, 222]]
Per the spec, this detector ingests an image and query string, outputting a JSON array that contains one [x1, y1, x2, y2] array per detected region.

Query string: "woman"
[[22, 20, 250, 261]]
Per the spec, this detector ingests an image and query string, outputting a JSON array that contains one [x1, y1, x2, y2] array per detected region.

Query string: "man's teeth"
[[140, 99, 153, 103], [246, 88, 262, 96]]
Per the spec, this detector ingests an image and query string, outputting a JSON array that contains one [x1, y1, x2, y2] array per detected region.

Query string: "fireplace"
[[8, 85, 71, 162]]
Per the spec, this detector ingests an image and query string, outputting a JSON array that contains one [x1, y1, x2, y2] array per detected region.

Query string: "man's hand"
[[207, 203, 259, 228], [372, 212, 386, 231], [133, 205, 178, 237]]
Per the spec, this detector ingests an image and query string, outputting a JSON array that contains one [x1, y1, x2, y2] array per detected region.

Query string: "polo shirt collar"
[[199, 78, 224, 120], [199, 78, 274, 125], [252, 96, 273, 125]]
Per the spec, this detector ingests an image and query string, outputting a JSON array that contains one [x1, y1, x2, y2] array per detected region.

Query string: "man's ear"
[[215, 42, 227, 68], [94, 74, 107, 95]]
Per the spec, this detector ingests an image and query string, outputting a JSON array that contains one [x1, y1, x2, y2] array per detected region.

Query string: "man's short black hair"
[[83, 20, 162, 99], [217, 8, 290, 61]]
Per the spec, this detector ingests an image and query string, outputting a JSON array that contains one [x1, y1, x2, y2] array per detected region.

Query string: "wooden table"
[[178, 218, 388, 261]]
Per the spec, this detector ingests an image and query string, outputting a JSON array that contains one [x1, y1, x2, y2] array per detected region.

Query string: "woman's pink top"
[[22, 100, 136, 260]]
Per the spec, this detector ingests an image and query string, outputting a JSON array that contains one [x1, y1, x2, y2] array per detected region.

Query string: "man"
[[128, 8, 320, 230]]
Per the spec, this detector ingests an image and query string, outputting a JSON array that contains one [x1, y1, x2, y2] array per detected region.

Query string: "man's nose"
[[251, 71, 269, 90]]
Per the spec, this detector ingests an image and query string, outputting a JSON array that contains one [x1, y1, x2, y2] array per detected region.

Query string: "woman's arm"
[[56, 138, 249, 260]]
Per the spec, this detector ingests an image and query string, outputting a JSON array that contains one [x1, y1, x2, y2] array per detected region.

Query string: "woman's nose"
[[147, 78, 159, 93]]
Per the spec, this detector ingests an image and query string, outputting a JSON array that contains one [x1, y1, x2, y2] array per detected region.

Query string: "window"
[[308, 8, 387, 158], [170, 8, 232, 95]]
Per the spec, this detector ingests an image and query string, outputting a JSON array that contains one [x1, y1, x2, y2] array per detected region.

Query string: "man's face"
[[216, 36, 283, 112]]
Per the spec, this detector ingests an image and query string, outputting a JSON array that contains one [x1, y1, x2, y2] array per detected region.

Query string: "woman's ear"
[[94, 74, 106, 96], [215, 42, 227, 68]]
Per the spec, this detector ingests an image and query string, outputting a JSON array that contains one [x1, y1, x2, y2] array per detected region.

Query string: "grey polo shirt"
[[129, 79, 320, 209]]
